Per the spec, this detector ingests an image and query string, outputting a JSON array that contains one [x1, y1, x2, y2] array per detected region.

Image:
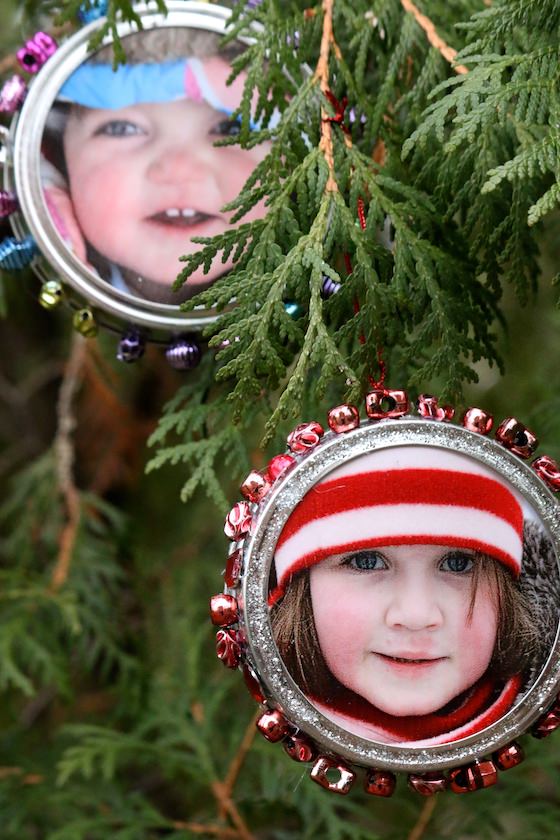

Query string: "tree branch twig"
[[400, 0, 468, 74], [50, 334, 87, 591], [407, 796, 438, 840]]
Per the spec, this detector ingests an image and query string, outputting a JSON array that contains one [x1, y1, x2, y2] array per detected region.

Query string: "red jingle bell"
[[407, 771, 447, 796], [287, 421, 324, 454], [462, 407, 493, 435], [209, 594, 239, 627], [310, 756, 355, 794], [449, 759, 498, 793], [365, 388, 409, 420], [532, 708, 560, 739], [256, 709, 291, 742], [223, 548, 243, 587], [265, 453, 296, 482], [416, 394, 454, 422], [242, 664, 266, 703], [495, 418, 538, 459], [283, 733, 317, 763], [240, 470, 271, 503], [327, 404, 360, 434], [215, 629, 241, 669], [492, 742, 524, 771], [364, 769, 396, 797], [224, 501, 252, 540], [532, 455, 560, 492]]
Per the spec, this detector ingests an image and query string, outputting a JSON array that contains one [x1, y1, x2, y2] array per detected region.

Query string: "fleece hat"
[[271, 446, 524, 603]]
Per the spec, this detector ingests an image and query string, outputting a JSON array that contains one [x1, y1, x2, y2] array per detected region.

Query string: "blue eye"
[[94, 120, 145, 138], [344, 550, 388, 571], [209, 118, 242, 137], [439, 552, 474, 574]]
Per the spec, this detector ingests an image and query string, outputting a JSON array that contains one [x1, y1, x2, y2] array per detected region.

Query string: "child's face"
[[310, 544, 499, 718], [62, 57, 268, 295]]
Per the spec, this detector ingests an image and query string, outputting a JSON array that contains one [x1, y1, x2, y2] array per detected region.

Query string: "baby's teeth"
[[166, 208, 180, 217], [181, 208, 195, 218]]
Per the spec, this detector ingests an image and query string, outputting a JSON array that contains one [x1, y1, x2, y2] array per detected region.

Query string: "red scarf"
[[311, 674, 521, 743]]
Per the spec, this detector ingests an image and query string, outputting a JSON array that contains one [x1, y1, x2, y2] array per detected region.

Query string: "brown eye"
[[440, 552, 474, 574], [344, 550, 387, 571], [209, 118, 241, 137]]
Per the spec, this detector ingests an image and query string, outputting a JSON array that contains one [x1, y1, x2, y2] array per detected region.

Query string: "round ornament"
[[0, 2, 268, 363], [210, 391, 560, 796]]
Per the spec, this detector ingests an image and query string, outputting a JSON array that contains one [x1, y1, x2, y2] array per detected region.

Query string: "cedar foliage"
[[1, 0, 560, 837]]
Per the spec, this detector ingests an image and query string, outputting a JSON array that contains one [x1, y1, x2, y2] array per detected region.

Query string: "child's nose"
[[147, 145, 217, 185], [384, 580, 444, 631]]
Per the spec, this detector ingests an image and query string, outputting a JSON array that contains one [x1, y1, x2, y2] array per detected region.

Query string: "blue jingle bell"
[[0, 235, 37, 270], [78, 0, 109, 24]]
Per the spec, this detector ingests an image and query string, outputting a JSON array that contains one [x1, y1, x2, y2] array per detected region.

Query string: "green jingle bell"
[[38, 280, 64, 310], [72, 307, 97, 337]]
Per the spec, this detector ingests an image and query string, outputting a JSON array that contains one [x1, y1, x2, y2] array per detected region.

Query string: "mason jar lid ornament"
[[0, 1, 269, 365], [210, 392, 560, 797]]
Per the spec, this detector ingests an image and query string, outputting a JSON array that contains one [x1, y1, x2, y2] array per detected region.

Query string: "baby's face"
[[63, 57, 268, 296], [310, 544, 499, 717]]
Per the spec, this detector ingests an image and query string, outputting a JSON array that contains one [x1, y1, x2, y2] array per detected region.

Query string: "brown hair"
[[271, 554, 537, 701]]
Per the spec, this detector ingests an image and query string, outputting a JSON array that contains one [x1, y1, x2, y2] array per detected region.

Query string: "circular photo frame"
[[212, 395, 560, 796], [2, 1, 267, 338]]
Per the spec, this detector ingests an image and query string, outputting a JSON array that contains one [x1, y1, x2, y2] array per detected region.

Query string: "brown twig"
[[50, 334, 87, 591], [173, 822, 240, 838], [211, 782, 255, 840], [400, 0, 468, 74], [314, 0, 338, 192], [210, 711, 260, 840], [222, 710, 260, 796], [407, 796, 438, 840]]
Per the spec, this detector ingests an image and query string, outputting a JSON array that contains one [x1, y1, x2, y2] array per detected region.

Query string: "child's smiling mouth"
[[375, 652, 447, 667], [147, 208, 218, 228]]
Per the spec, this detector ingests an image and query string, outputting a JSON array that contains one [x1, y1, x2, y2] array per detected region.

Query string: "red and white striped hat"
[[271, 446, 524, 603]]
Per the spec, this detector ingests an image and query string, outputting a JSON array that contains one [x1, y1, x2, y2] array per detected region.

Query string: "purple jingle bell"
[[321, 275, 341, 298], [116, 331, 145, 363], [17, 32, 57, 74], [165, 338, 201, 370], [0, 191, 18, 219], [0, 75, 27, 113]]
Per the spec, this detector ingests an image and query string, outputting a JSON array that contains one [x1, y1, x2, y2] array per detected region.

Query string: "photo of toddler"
[[270, 446, 558, 747], [41, 27, 269, 305]]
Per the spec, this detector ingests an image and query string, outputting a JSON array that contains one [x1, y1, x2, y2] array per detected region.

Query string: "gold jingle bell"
[[38, 279, 64, 310], [72, 307, 98, 337]]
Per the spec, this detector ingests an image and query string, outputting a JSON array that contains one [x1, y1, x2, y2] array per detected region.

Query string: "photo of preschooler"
[[41, 26, 269, 305], [270, 446, 559, 747]]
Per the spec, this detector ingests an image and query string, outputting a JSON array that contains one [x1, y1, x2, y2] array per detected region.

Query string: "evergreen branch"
[[400, 0, 468, 75]]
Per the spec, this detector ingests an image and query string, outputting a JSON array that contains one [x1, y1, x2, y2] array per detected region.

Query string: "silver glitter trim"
[[240, 418, 560, 772]]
